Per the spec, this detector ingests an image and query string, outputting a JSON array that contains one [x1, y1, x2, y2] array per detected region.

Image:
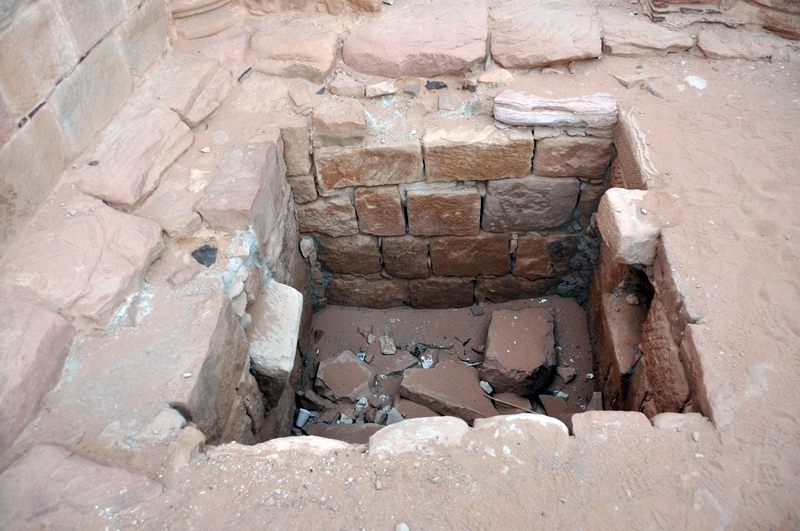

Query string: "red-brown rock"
[[382, 235, 429, 279], [406, 187, 481, 237], [492, 392, 532, 415], [395, 398, 440, 419], [297, 195, 359, 237], [316, 234, 382, 275], [475, 275, 558, 303], [354, 186, 406, 236], [315, 142, 423, 190], [482, 175, 580, 232], [281, 119, 312, 177], [409, 277, 474, 309], [315, 350, 374, 403], [248, 23, 338, 82], [312, 99, 367, 147], [326, 278, 408, 308], [533, 136, 613, 179], [429, 234, 510, 276], [480, 308, 557, 396]]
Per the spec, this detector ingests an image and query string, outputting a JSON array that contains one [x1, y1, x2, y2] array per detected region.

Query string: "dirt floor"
[[8, 3, 800, 529]]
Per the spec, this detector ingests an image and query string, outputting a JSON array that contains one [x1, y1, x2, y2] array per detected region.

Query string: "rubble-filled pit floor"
[[301, 297, 596, 440]]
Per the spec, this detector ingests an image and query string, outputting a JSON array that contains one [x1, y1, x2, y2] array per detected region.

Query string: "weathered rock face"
[[423, 126, 533, 182], [406, 187, 481, 236], [513, 233, 580, 280], [490, 0, 601, 68], [0, 300, 75, 453], [395, 398, 440, 419], [77, 105, 193, 210], [280, 119, 312, 177], [429, 234, 511, 276], [0, 444, 162, 526], [533, 136, 613, 178], [382, 236, 429, 279], [297, 195, 359, 236], [475, 275, 559, 304], [0, 196, 164, 329], [697, 26, 800, 61], [134, 165, 203, 238], [641, 297, 690, 413], [482, 175, 580, 232], [316, 234, 382, 275], [343, 0, 488, 78], [288, 175, 318, 204], [494, 91, 618, 129], [492, 392, 532, 415], [596, 188, 661, 265], [481, 309, 557, 396], [315, 350, 374, 403], [312, 99, 367, 147], [409, 277, 474, 309], [247, 24, 338, 82], [400, 358, 497, 425], [600, 13, 695, 56], [174, 2, 245, 40], [354, 186, 406, 236], [315, 142, 423, 190], [326, 278, 408, 308]]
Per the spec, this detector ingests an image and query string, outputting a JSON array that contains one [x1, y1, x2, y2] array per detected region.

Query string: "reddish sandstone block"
[[533, 136, 613, 179], [354, 186, 406, 236], [482, 175, 580, 232], [288, 175, 318, 204], [382, 235, 429, 279], [513, 235, 552, 279], [326, 278, 408, 308], [316, 234, 382, 275], [281, 119, 312, 177], [406, 187, 481, 237], [641, 296, 690, 413], [409, 277, 474, 309], [315, 142, 423, 189], [297, 195, 359, 237], [312, 99, 366, 147], [429, 233, 510, 276], [475, 275, 559, 303]]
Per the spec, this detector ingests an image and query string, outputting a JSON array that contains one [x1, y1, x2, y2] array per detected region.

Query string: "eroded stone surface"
[[315, 350, 373, 403], [533, 136, 613, 178], [297, 195, 359, 236], [281, 119, 312, 177], [316, 234, 382, 275], [601, 13, 695, 56], [326, 278, 408, 308], [312, 99, 367, 147], [406, 187, 481, 237], [482, 175, 580, 232], [315, 142, 423, 190], [494, 91, 618, 129], [429, 234, 510, 276], [382, 236, 429, 279], [248, 23, 338, 82], [354, 186, 406, 236], [596, 188, 661, 265], [409, 277, 474, 309]]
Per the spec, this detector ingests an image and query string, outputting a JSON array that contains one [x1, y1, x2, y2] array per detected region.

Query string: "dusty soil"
[[10, 3, 800, 529]]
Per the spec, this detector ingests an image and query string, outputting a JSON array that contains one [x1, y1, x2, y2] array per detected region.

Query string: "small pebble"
[[586, 373, 594, 380], [396, 524, 410, 531], [640, 208, 648, 215], [183, 372, 192, 378], [200, 146, 211, 153], [375, 479, 383, 490], [431, 476, 440, 484], [616, 207, 623, 213], [692, 432, 700, 442]]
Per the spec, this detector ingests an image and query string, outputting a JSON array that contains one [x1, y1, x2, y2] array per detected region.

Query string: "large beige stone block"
[[354, 186, 406, 236], [0, 300, 75, 453], [0, 105, 71, 251], [482, 175, 580, 232], [315, 142, 423, 190], [115, 0, 171, 76], [0, 1, 79, 114], [53, 0, 125, 55], [326, 278, 408, 308], [493, 91, 618, 129], [533, 136, 613, 179], [600, 12, 695, 56], [343, 0, 488, 78], [248, 23, 338, 82], [423, 126, 533, 182], [429, 233, 511, 277], [50, 36, 133, 153], [0, 196, 164, 329], [316, 234, 382, 275], [596, 188, 661, 265], [382, 235, 428, 279], [297, 195, 359, 236], [312, 99, 367, 147], [490, 0, 601, 68], [406, 187, 481, 236], [78, 106, 193, 210]]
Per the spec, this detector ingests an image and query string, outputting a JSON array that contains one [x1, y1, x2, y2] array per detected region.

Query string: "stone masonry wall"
[[295, 93, 618, 310], [0, 0, 171, 251]]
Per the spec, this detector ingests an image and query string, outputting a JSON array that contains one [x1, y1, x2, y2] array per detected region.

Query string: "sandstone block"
[[513, 233, 581, 280], [134, 165, 204, 238], [0, 106, 72, 251], [396, 398, 440, 419], [326, 278, 408, 308], [571, 410, 652, 443], [368, 416, 469, 455], [382, 236, 429, 279], [288, 175, 318, 203], [343, 0, 488, 78], [247, 280, 303, 408], [697, 26, 800, 61], [429, 233, 510, 276], [149, 54, 232, 127], [330, 73, 366, 98], [763, 9, 800, 40], [652, 229, 702, 344], [281, 120, 312, 177], [53, 0, 124, 55], [482, 175, 580, 232], [315, 142, 423, 190], [115, 0, 171, 76], [596, 188, 661, 265], [312, 99, 367, 147], [406, 187, 481, 236], [680, 324, 731, 428], [400, 358, 497, 425], [317, 234, 382, 275], [576, 180, 607, 226], [50, 36, 133, 153], [0, 196, 163, 329], [78, 106, 193, 210], [0, 444, 162, 526], [475, 275, 558, 303], [533, 136, 613, 178], [305, 423, 383, 444], [195, 142, 285, 247], [0, 300, 75, 453], [298, 195, 359, 236], [315, 350, 374, 403], [354, 186, 406, 236], [409, 278, 474, 309], [0, 1, 79, 114], [174, 3, 246, 40], [490, 0, 601, 69], [601, 13, 694, 56], [423, 126, 533, 182], [492, 392, 532, 415], [248, 24, 338, 82], [641, 296, 690, 413], [480, 308, 556, 396], [493, 91, 618, 129], [600, 292, 648, 385]]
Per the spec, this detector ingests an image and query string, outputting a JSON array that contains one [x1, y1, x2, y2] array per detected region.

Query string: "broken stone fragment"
[[596, 188, 661, 265], [248, 23, 338, 82], [480, 308, 557, 396], [379, 335, 397, 355], [556, 366, 577, 383], [312, 99, 367, 147], [315, 350, 374, 403], [365, 80, 398, 98], [478, 67, 513, 84], [330, 73, 366, 98]]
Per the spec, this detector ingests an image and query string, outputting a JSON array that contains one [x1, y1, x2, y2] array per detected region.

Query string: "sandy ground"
[[9, 3, 800, 529]]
